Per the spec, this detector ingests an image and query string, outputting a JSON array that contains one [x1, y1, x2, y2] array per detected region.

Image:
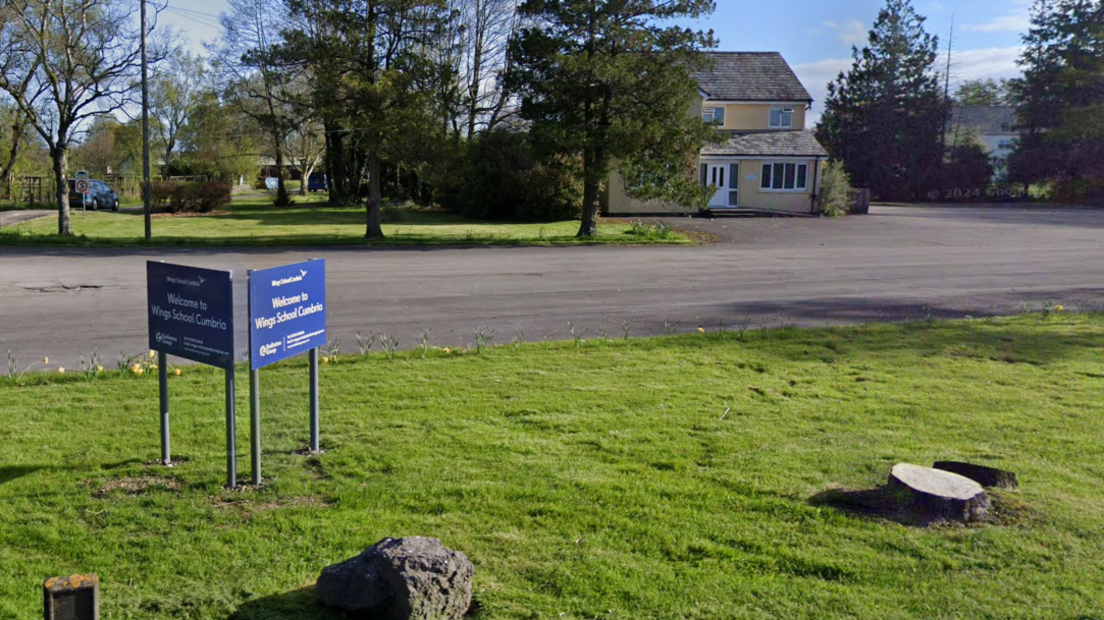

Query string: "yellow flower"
[[1055, 305, 1065, 312], [42, 356, 49, 364], [321, 357, 330, 364], [697, 327, 705, 334], [95, 365, 104, 372], [444, 347, 452, 354], [135, 367, 145, 376], [57, 367, 65, 374], [174, 368, 182, 376], [148, 350, 156, 359], [150, 364, 158, 370]]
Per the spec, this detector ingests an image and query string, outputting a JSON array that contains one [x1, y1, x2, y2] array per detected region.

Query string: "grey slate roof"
[[693, 52, 813, 102], [702, 130, 829, 158], [949, 106, 1017, 136]]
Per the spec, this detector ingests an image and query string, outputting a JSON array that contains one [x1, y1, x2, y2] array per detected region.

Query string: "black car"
[[68, 179, 120, 211]]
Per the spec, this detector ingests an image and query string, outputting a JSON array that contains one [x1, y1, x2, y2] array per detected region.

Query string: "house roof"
[[693, 52, 813, 103], [950, 106, 1017, 135], [703, 130, 829, 158]]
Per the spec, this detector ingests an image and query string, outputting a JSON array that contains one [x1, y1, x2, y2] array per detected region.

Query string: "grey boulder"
[[316, 536, 474, 620]]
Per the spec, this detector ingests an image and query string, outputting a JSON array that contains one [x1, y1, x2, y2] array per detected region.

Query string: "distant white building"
[[948, 106, 1019, 181]]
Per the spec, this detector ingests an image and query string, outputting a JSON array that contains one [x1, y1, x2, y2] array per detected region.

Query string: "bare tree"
[[211, 0, 299, 206], [0, 102, 29, 198], [0, 0, 144, 235], [447, 0, 521, 139], [150, 50, 205, 176]]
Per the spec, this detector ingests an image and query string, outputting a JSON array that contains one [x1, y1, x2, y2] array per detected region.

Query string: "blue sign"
[[249, 259, 326, 370], [147, 262, 235, 369]]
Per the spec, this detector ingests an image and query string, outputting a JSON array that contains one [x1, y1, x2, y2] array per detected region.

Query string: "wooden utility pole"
[[141, 0, 151, 241]]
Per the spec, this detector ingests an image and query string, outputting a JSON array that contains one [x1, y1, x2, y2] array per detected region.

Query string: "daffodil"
[[148, 350, 156, 359], [57, 367, 65, 374], [321, 357, 330, 364], [1055, 305, 1065, 312], [174, 368, 182, 376], [697, 327, 705, 334], [42, 356, 49, 364], [95, 365, 104, 372], [444, 347, 452, 354]]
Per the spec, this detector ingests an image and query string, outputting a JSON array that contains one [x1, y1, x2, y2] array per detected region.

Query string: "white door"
[[702, 162, 739, 208], [706, 163, 727, 207]]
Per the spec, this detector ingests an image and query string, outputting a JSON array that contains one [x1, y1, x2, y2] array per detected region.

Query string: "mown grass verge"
[[2, 315, 1103, 619], [0, 199, 689, 247]]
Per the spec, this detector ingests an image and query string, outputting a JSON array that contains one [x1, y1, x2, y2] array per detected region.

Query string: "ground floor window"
[[760, 162, 808, 191]]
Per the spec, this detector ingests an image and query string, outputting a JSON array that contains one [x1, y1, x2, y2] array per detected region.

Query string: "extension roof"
[[702, 130, 829, 158], [693, 52, 813, 103]]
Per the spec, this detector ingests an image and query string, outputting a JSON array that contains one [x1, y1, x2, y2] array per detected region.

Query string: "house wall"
[[606, 158, 823, 215], [702, 103, 808, 131], [729, 158, 819, 214]]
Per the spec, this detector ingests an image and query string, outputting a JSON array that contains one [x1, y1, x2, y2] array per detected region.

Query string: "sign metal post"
[[310, 347, 320, 452], [158, 351, 169, 465], [147, 261, 237, 487], [248, 259, 327, 477]]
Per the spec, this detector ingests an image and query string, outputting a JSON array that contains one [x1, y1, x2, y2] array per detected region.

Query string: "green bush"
[[817, 161, 854, 217], [172, 181, 232, 213], [445, 129, 581, 221]]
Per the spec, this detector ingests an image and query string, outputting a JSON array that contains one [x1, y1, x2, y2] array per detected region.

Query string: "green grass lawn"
[[3, 316, 1104, 619], [0, 197, 687, 247]]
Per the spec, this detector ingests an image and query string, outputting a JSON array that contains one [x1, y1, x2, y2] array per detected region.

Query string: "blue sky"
[[159, 0, 1031, 119]]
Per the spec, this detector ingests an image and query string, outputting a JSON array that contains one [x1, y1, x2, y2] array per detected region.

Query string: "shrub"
[[147, 182, 176, 214], [817, 160, 854, 217], [445, 129, 581, 221], [172, 181, 232, 214]]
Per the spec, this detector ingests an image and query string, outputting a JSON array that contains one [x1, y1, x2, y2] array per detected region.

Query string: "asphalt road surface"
[[1, 205, 1102, 369]]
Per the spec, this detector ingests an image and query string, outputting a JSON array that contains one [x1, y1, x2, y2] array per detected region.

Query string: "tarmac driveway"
[[1, 204, 1101, 369]]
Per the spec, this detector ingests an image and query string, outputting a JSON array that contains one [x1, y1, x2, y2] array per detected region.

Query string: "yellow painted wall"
[[605, 171, 696, 215], [606, 159, 823, 215], [701, 103, 808, 131], [735, 159, 819, 213]]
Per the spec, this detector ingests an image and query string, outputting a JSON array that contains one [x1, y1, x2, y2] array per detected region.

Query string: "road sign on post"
[[247, 259, 327, 484], [147, 261, 238, 487]]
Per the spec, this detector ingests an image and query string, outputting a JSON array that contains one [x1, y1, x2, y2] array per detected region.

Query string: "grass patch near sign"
[[0, 197, 690, 247], [2, 316, 1104, 618]]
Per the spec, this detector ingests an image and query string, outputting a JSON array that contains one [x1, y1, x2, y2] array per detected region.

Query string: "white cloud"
[[963, 6, 1031, 33], [824, 19, 867, 46], [795, 46, 1024, 125], [939, 46, 1025, 82]]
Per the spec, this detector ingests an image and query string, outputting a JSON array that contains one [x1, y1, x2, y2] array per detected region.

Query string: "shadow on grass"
[[227, 586, 347, 620], [226, 586, 487, 620], [0, 458, 142, 486]]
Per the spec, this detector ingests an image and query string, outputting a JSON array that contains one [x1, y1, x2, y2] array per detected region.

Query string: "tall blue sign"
[[249, 259, 327, 370], [147, 262, 235, 369]]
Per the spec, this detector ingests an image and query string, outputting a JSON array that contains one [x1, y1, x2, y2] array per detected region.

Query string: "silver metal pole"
[[250, 368, 260, 485], [309, 347, 319, 453], [158, 351, 170, 465], [225, 367, 237, 488]]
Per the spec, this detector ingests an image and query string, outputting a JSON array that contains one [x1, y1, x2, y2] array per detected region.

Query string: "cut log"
[[933, 461, 1018, 489], [889, 463, 990, 523]]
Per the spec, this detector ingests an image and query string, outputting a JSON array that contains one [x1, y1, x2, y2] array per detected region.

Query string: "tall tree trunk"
[[577, 146, 601, 238], [300, 158, 314, 197], [274, 134, 290, 206], [2, 118, 25, 198], [365, 152, 384, 239], [51, 146, 72, 236]]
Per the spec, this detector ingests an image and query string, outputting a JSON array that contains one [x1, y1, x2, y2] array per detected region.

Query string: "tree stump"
[[889, 463, 990, 523], [933, 461, 1018, 488]]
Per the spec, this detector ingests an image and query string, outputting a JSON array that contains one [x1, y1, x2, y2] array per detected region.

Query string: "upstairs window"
[[769, 107, 795, 128], [702, 106, 725, 126]]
